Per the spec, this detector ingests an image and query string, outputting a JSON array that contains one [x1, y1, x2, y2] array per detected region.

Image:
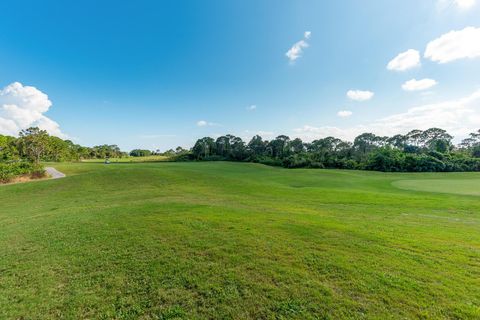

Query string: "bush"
[[404, 154, 445, 172], [366, 148, 405, 172], [172, 153, 195, 162], [129, 149, 152, 157], [31, 163, 46, 178], [256, 157, 283, 167], [202, 155, 225, 161], [309, 162, 325, 169], [0, 162, 43, 183], [282, 155, 311, 168]]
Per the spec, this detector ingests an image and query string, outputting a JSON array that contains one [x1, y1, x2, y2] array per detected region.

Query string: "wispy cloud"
[[438, 0, 477, 10], [246, 105, 257, 111], [402, 78, 438, 91], [243, 130, 275, 140], [285, 31, 312, 63], [138, 134, 177, 139], [197, 120, 221, 127]]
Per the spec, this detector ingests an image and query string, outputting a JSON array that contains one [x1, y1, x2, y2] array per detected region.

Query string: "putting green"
[[393, 179, 480, 196]]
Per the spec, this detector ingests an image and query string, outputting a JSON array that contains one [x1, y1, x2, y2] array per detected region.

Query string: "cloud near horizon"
[[293, 89, 480, 142], [0, 82, 66, 138]]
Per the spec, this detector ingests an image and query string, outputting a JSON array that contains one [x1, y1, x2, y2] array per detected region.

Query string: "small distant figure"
[[105, 157, 110, 164]]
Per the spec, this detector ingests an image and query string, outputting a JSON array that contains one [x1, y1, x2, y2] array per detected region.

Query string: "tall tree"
[[192, 137, 216, 159], [17, 127, 50, 164], [247, 135, 266, 157]]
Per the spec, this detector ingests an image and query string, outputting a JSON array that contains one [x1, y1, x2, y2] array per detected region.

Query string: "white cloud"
[[425, 27, 480, 63], [293, 125, 364, 141], [244, 130, 275, 138], [0, 82, 66, 138], [242, 130, 275, 142], [257, 130, 275, 138], [138, 134, 176, 139], [402, 78, 438, 91], [293, 89, 480, 142], [285, 32, 312, 62], [196, 120, 220, 127], [437, 0, 476, 11], [246, 105, 257, 111], [454, 0, 476, 9], [387, 49, 421, 71], [346, 90, 374, 101], [337, 110, 353, 117]]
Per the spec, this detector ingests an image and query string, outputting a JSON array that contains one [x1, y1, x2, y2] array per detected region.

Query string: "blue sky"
[[1, 0, 479, 151]]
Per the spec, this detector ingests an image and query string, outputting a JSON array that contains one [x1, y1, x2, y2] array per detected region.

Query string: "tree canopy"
[[2, 127, 480, 174], [188, 128, 480, 172]]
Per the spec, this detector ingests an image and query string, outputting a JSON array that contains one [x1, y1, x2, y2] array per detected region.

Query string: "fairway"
[[1, 162, 479, 319], [393, 178, 480, 196], [81, 155, 169, 163]]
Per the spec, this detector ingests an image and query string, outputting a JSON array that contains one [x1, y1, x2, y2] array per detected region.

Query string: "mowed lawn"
[[1, 162, 479, 319], [82, 155, 169, 163]]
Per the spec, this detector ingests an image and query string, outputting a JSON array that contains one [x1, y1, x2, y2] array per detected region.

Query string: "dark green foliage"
[[0, 135, 19, 160], [0, 128, 127, 165], [1, 127, 129, 182], [190, 128, 480, 172], [472, 145, 480, 158], [0, 161, 44, 183], [130, 149, 152, 157], [366, 147, 405, 172], [3, 127, 480, 174]]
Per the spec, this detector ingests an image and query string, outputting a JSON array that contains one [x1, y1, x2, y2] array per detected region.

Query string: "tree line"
[[0, 127, 127, 163], [190, 128, 480, 172], [0, 127, 127, 182], [2, 126, 480, 183]]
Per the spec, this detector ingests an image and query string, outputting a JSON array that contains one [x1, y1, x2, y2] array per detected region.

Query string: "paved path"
[[45, 167, 66, 179]]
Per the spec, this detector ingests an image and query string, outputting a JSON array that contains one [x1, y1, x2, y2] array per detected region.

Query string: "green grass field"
[[82, 155, 169, 163], [1, 162, 479, 319]]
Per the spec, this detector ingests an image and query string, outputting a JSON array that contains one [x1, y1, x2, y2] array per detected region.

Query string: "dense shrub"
[[282, 155, 311, 168], [171, 153, 195, 162], [366, 148, 405, 172], [256, 157, 283, 167], [130, 149, 152, 157], [0, 162, 44, 183], [187, 129, 480, 172]]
